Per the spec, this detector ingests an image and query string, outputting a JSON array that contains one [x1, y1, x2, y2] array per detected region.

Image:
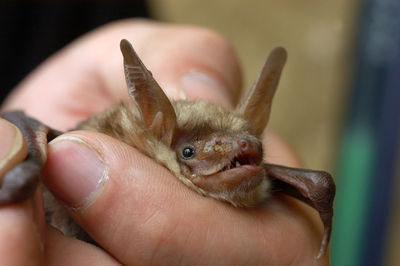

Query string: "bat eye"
[[182, 146, 195, 159]]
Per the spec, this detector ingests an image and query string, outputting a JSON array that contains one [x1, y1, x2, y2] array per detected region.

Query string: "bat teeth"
[[222, 154, 256, 173], [231, 157, 241, 168]]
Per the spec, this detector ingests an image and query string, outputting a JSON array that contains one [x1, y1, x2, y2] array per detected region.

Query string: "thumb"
[[42, 131, 199, 265], [0, 118, 27, 179]]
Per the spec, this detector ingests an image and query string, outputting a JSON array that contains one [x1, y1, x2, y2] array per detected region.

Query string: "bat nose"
[[238, 139, 249, 150], [237, 137, 262, 158]]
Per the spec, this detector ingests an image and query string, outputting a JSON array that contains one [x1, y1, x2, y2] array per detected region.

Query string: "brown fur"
[[78, 100, 267, 207]]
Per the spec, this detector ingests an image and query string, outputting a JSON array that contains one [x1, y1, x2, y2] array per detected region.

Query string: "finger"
[[44, 226, 120, 266], [3, 19, 242, 130], [0, 118, 46, 265], [42, 131, 189, 265], [0, 189, 46, 266], [0, 118, 28, 180], [42, 131, 326, 265], [83, 20, 242, 108]]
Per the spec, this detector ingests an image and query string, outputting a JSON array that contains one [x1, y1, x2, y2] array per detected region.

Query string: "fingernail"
[[0, 119, 27, 178], [44, 136, 108, 209], [180, 71, 234, 109]]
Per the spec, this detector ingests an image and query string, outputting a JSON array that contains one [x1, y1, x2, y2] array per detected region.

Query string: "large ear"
[[120, 39, 177, 146], [237, 47, 287, 136]]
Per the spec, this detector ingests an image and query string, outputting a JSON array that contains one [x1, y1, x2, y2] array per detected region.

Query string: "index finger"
[[0, 118, 45, 265], [0, 118, 27, 180]]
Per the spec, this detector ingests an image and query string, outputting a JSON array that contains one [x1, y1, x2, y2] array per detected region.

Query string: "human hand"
[[0, 118, 46, 266], [2, 19, 328, 265]]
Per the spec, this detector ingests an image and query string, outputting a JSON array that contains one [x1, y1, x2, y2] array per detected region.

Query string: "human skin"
[[0, 19, 329, 265]]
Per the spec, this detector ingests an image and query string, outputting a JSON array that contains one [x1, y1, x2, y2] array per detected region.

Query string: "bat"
[[0, 39, 335, 259]]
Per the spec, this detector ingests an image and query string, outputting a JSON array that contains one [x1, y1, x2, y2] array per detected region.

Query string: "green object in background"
[[331, 124, 377, 266]]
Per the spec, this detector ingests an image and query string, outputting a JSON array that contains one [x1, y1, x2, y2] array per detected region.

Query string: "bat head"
[[172, 122, 266, 206], [120, 39, 287, 206]]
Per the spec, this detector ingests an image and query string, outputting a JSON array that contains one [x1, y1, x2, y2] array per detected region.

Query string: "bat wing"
[[263, 163, 335, 259]]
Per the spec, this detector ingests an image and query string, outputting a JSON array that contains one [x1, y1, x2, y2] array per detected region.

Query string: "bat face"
[[169, 101, 267, 206], [173, 129, 267, 206]]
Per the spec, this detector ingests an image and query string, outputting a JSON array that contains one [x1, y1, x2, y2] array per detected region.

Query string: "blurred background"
[[1, 1, 399, 265]]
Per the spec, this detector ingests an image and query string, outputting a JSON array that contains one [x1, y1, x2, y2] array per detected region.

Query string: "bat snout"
[[236, 136, 263, 164]]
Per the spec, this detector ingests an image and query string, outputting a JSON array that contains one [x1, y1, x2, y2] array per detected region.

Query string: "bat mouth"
[[192, 151, 264, 193], [219, 152, 261, 172]]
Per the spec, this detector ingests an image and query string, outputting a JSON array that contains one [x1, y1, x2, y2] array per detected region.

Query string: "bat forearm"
[[264, 163, 335, 258]]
